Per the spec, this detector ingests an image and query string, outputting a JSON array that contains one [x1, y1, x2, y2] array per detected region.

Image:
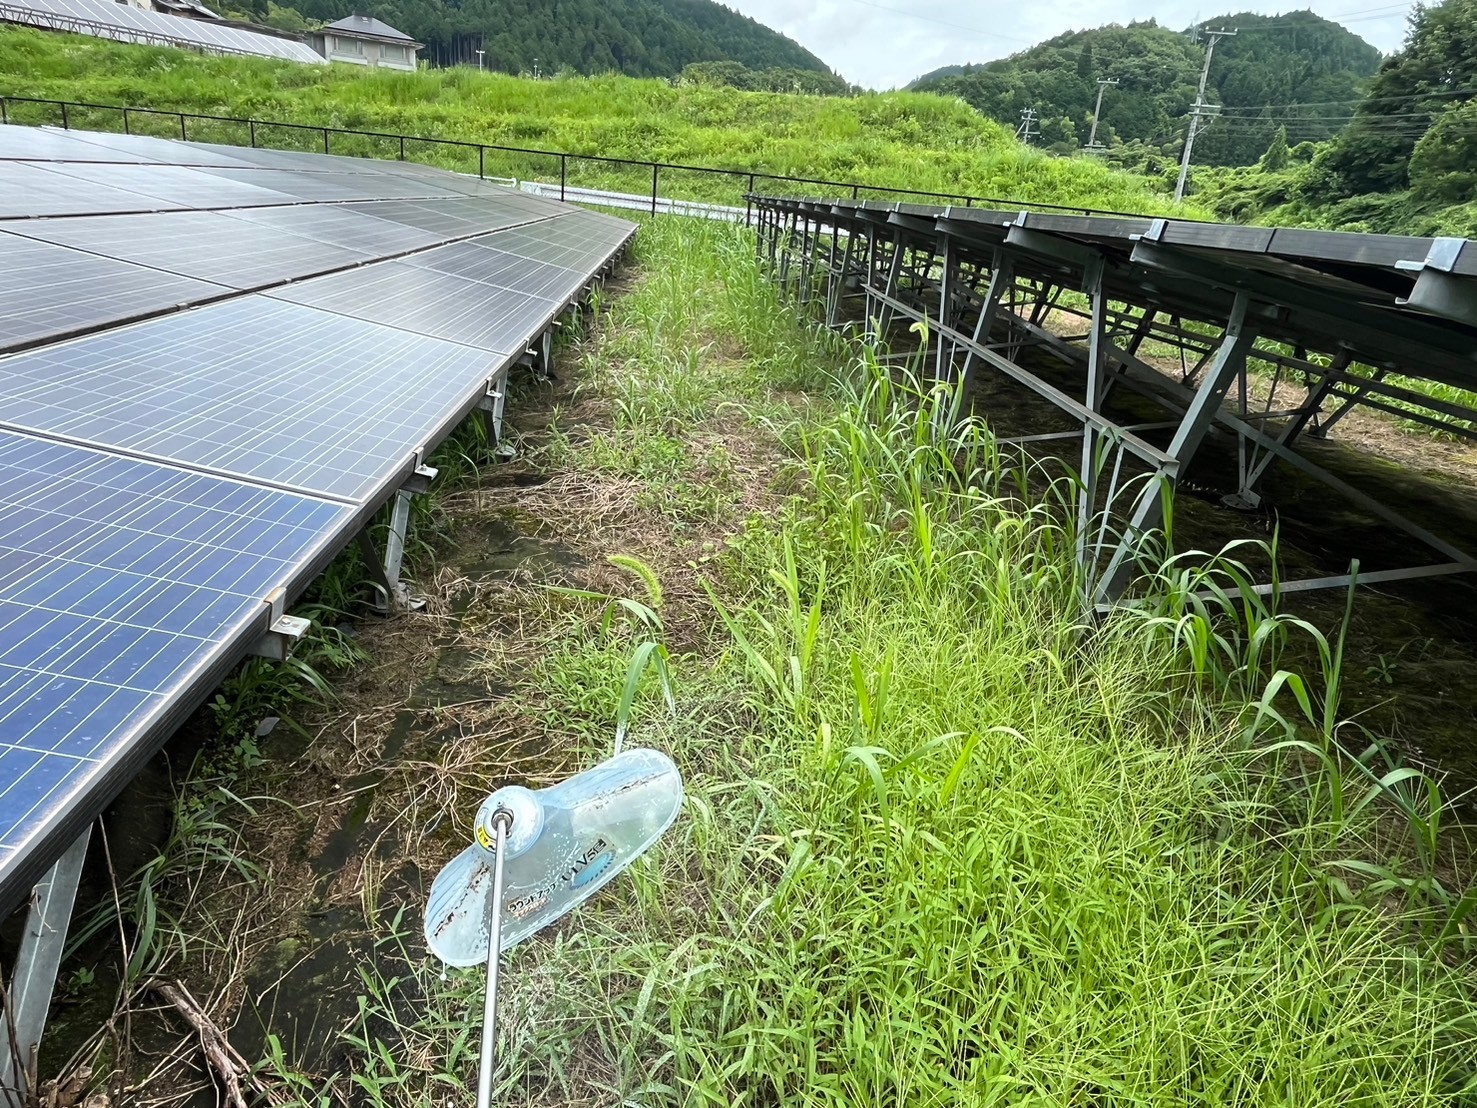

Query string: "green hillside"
[[913, 12, 1380, 167], [1197, 0, 1477, 237], [0, 27, 1201, 216], [226, 0, 833, 77]]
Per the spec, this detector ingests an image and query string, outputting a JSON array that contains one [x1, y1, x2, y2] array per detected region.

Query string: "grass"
[[0, 26, 1206, 215], [297, 218, 1477, 1107], [47, 218, 1476, 1102]]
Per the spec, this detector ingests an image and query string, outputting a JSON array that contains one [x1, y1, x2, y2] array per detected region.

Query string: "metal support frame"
[[0, 829, 89, 1104], [359, 462, 438, 614], [753, 196, 1477, 609]]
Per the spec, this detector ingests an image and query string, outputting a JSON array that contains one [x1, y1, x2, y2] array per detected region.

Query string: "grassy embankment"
[[0, 26, 1200, 214], [95, 217, 1476, 1105]]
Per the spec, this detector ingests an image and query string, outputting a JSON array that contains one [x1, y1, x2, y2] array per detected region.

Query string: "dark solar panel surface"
[[0, 297, 500, 502], [35, 161, 298, 210], [401, 240, 588, 302], [479, 214, 633, 272], [197, 166, 462, 203], [6, 210, 376, 289], [0, 430, 348, 891], [51, 129, 263, 169], [267, 262, 558, 355], [341, 197, 543, 238], [0, 123, 154, 163], [0, 162, 184, 219], [0, 233, 228, 351], [221, 203, 444, 257]]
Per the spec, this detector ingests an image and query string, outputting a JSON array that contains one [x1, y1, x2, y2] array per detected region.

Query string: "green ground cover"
[[0, 27, 1200, 214], [306, 219, 1476, 1105]]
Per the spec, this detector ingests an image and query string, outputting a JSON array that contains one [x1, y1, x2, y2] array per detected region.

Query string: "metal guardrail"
[[0, 94, 1159, 224]]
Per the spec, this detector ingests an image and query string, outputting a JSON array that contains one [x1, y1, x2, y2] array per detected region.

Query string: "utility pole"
[[1174, 27, 1235, 201], [1084, 78, 1118, 152], [1016, 106, 1039, 145]]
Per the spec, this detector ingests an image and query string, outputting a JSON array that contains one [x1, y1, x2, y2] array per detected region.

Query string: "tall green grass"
[[323, 219, 1477, 1107], [0, 27, 1201, 215]]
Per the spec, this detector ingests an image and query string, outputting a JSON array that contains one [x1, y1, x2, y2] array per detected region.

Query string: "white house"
[[310, 14, 420, 71]]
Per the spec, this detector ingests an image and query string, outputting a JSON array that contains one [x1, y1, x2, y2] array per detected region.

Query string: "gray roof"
[[321, 13, 418, 43]]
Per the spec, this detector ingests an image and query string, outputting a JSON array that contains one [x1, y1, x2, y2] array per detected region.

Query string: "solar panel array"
[[0, 124, 636, 914], [0, 0, 325, 63]]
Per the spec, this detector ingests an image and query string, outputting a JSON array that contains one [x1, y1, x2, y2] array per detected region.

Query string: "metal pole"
[[1085, 78, 1118, 149], [560, 155, 566, 202], [122, 107, 130, 135], [249, 119, 257, 147], [1175, 29, 1235, 202], [323, 127, 330, 154], [59, 102, 68, 130], [398, 135, 405, 161], [476, 810, 512, 1108], [179, 113, 186, 141], [0, 100, 7, 125], [746, 173, 755, 228], [651, 164, 658, 217], [0, 829, 90, 1099], [479, 146, 485, 180]]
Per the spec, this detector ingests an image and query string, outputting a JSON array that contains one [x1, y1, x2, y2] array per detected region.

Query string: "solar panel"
[[0, 123, 155, 164], [400, 240, 589, 302], [0, 429, 349, 909], [221, 203, 445, 257], [40, 128, 263, 169], [0, 297, 502, 502], [34, 161, 299, 210], [479, 213, 635, 272], [267, 262, 559, 355], [0, 162, 185, 219], [196, 166, 462, 202], [341, 198, 545, 238], [6, 210, 375, 289], [0, 232, 228, 351]]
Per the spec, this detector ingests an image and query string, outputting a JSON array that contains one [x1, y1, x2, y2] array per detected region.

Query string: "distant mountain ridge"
[[910, 10, 1381, 166], [248, 0, 834, 77]]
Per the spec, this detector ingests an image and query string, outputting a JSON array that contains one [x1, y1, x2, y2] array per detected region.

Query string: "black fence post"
[[179, 113, 187, 141], [0, 99, 7, 126], [323, 127, 330, 154], [651, 163, 658, 217], [122, 107, 131, 135], [851, 183, 859, 200], [479, 146, 485, 179], [59, 102, 69, 130], [399, 135, 405, 161], [747, 173, 755, 228], [560, 154, 567, 203], [249, 119, 257, 147]]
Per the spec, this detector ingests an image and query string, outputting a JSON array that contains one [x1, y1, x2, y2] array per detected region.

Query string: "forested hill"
[[249, 0, 834, 77], [911, 11, 1381, 166]]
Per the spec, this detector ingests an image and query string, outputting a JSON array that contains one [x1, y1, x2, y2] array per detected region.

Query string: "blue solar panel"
[[0, 429, 349, 906], [0, 297, 503, 503]]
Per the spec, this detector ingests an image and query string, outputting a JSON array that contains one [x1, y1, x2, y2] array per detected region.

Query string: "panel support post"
[[1094, 292, 1256, 603], [950, 250, 1009, 425], [874, 232, 905, 341], [828, 222, 855, 328], [363, 464, 437, 615], [1230, 349, 1351, 508], [0, 828, 90, 1102], [1076, 255, 1109, 565]]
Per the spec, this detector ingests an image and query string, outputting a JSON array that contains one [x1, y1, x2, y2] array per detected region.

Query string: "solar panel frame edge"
[[0, 432, 364, 919]]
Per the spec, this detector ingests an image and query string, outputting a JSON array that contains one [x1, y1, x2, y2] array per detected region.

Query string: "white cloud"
[[727, 0, 1411, 90]]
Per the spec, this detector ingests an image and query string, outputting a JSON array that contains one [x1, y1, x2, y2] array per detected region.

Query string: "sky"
[[724, 1, 1414, 89]]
